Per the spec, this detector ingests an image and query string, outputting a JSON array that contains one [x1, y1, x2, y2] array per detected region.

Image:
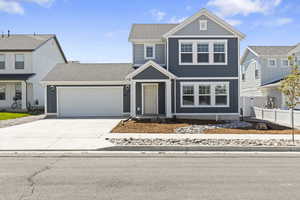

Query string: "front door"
[[143, 84, 158, 115]]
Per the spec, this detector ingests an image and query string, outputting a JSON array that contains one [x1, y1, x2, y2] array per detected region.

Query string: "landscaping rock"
[[255, 123, 268, 130], [109, 138, 300, 147], [175, 120, 252, 134]]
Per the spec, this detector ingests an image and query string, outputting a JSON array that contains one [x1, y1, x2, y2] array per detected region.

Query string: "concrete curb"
[[99, 145, 300, 152]]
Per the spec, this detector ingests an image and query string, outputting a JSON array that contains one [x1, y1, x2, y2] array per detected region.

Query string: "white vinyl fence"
[[253, 107, 300, 128]]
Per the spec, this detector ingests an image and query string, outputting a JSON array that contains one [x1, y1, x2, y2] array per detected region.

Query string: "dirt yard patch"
[[204, 122, 300, 134], [111, 119, 225, 133], [111, 118, 300, 134]]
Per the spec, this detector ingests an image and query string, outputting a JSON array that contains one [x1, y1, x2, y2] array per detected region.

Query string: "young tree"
[[278, 55, 300, 143]]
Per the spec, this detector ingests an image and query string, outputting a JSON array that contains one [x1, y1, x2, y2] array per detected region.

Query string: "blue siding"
[[168, 38, 239, 77]]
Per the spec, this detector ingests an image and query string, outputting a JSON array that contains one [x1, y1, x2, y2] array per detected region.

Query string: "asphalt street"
[[1, 153, 300, 200]]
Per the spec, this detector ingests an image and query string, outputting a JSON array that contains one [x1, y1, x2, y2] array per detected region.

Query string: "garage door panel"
[[58, 87, 123, 117]]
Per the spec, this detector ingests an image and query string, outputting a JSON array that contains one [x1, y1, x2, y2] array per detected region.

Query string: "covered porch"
[[0, 74, 35, 111], [126, 61, 176, 118]]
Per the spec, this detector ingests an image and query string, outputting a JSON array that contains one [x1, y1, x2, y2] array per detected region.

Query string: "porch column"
[[130, 81, 136, 117], [166, 80, 172, 118], [21, 81, 27, 110]]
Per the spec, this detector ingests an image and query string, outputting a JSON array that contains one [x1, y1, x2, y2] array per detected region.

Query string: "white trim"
[[144, 44, 155, 59], [126, 60, 177, 80], [40, 81, 128, 85], [44, 86, 47, 114], [268, 58, 277, 67], [56, 86, 123, 89], [177, 77, 238, 80], [238, 38, 241, 113], [166, 39, 169, 70], [133, 79, 169, 83], [163, 8, 245, 39], [178, 39, 228, 66], [167, 35, 237, 38], [130, 81, 136, 117], [129, 39, 163, 43], [174, 113, 239, 116], [199, 20, 207, 31], [180, 81, 230, 108], [142, 83, 158, 115], [45, 113, 57, 116]]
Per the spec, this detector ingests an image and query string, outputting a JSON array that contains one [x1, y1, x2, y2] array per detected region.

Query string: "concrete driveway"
[[0, 118, 122, 150]]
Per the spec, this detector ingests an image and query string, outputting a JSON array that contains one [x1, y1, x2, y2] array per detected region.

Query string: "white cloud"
[[226, 19, 242, 26], [169, 16, 187, 23], [0, 0, 24, 14], [207, 0, 282, 17], [275, 17, 293, 26], [0, 0, 54, 14], [149, 9, 166, 21]]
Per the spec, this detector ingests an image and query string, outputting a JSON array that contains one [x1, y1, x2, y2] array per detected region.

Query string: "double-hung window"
[[254, 62, 259, 79], [0, 55, 5, 69], [215, 84, 228, 106], [15, 54, 25, 69], [197, 43, 209, 63], [198, 85, 211, 106], [0, 84, 6, 100], [181, 82, 229, 107], [180, 43, 193, 64], [144, 44, 155, 59], [182, 85, 194, 106], [179, 40, 227, 65], [213, 43, 226, 63]]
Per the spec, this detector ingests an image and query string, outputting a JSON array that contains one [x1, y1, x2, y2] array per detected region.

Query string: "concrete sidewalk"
[[105, 133, 300, 140]]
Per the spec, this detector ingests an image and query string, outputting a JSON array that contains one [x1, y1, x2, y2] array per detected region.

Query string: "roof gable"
[[126, 60, 176, 79], [133, 66, 169, 80], [173, 15, 233, 36], [163, 8, 245, 39]]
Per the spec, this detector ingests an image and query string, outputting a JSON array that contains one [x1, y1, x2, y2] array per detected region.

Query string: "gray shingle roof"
[[129, 24, 178, 40], [42, 63, 135, 82], [0, 34, 55, 51], [249, 45, 296, 56]]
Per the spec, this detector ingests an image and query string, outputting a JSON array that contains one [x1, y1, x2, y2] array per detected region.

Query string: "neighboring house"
[[42, 8, 245, 120], [0, 33, 67, 110], [240, 44, 300, 112]]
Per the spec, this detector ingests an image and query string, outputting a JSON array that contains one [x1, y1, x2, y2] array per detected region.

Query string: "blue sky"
[[0, 0, 299, 63]]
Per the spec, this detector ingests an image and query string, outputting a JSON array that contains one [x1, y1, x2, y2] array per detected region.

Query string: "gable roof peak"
[[163, 8, 246, 39]]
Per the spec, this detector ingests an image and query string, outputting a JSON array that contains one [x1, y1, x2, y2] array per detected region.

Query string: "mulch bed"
[[111, 119, 225, 133], [111, 118, 300, 134]]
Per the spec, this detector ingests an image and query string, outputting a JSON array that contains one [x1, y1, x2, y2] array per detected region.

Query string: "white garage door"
[[57, 87, 123, 117]]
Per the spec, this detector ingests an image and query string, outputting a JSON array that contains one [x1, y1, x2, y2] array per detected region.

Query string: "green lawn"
[[0, 112, 30, 120]]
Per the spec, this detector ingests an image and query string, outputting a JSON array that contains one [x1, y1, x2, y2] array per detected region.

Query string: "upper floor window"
[[0, 84, 5, 100], [213, 43, 226, 63], [180, 43, 193, 64], [197, 43, 209, 63], [15, 54, 24, 69], [268, 58, 276, 67], [144, 44, 155, 59], [199, 20, 207, 31], [179, 40, 227, 65], [0, 55, 5, 70]]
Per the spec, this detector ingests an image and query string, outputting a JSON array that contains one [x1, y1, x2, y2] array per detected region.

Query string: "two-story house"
[[42, 9, 245, 120], [241, 44, 300, 113], [0, 34, 67, 110]]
